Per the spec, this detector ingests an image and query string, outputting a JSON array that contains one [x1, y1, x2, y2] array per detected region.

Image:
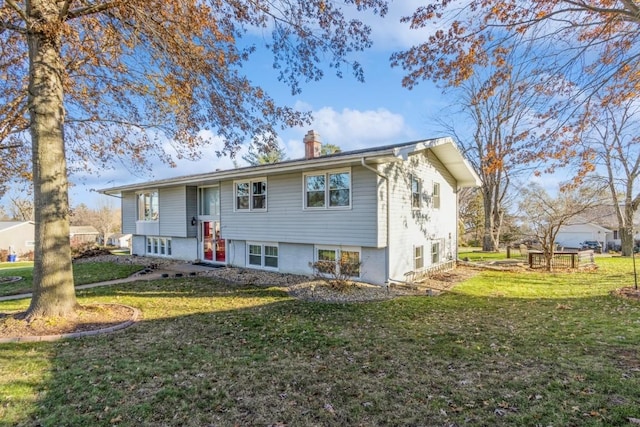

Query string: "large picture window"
[[247, 242, 278, 269], [137, 191, 159, 221], [235, 179, 267, 211], [304, 169, 351, 209]]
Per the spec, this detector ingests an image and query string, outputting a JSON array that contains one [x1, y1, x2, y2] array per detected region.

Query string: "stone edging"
[[0, 303, 141, 344]]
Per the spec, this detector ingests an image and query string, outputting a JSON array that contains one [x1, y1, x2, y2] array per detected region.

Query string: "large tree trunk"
[[619, 203, 636, 257], [25, 1, 77, 319], [620, 224, 635, 257], [482, 187, 500, 252]]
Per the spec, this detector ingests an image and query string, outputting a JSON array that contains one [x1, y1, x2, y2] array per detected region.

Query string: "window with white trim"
[[315, 246, 361, 278], [414, 245, 424, 270], [411, 175, 421, 209], [146, 236, 172, 256], [247, 242, 278, 269], [432, 182, 441, 209], [431, 241, 440, 264], [304, 169, 351, 209], [137, 191, 159, 221], [235, 179, 267, 211]]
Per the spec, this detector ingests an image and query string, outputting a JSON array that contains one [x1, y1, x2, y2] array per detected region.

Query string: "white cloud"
[[310, 107, 409, 149]]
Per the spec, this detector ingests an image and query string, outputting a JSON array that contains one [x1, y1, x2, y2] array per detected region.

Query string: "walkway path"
[[0, 263, 215, 302]]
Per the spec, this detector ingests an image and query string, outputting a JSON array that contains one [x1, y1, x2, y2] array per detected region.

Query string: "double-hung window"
[[411, 175, 421, 209], [432, 182, 441, 209], [137, 191, 159, 221], [247, 242, 278, 269], [414, 245, 424, 270], [431, 241, 440, 264], [235, 179, 267, 211], [304, 169, 351, 209]]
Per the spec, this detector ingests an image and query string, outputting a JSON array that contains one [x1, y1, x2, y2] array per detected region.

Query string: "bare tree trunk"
[[25, 0, 77, 319], [620, 227, 634, 256], [482, 187, 500, 251]]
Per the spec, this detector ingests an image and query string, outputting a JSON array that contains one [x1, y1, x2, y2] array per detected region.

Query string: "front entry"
[[202, 221, 225, 262]]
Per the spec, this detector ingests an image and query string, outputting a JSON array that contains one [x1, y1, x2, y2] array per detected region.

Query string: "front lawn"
[[0, 261, 144, 297], [0, 257, 638, 426]]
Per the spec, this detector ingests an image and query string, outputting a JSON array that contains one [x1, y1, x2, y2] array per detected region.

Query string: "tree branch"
[[5, 0, 29, 23], [0, 20, 27, 34], [66, 1, 120, 20]]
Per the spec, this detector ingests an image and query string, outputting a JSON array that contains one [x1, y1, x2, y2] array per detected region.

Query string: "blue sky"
[[64, 0, 456, 208], [0, 1, 570, 213]]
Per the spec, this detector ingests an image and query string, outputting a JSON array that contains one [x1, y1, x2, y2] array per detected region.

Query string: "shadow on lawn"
[[2, 278, 640, 426]]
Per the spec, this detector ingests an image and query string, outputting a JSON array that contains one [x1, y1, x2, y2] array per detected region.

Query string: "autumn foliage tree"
[[391, 1, 640, 169], [0, 0, 388, 319], [438, 43, 552, 251]]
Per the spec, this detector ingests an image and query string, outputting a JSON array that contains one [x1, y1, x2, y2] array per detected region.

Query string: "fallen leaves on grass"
[[611, 287, 640, 301], [0, 304, 136, 338]]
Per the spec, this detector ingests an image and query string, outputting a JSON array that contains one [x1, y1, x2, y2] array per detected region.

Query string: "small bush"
[[310, 257, 362, 291], [71, 243, 112, 259]]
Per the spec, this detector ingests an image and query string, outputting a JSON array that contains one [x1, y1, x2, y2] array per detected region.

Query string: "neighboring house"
[[100, 131, 481, 285], [0, 221, 35, 255], [556, 219, 612, 251], [106, 233, 132, 248], [69, 226, 100, 245]]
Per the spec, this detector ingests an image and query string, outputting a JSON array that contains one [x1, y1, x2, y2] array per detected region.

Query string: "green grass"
[[0, 262, 143, 297], [1, 257, 639, 426], [459, 248, 524, 261]]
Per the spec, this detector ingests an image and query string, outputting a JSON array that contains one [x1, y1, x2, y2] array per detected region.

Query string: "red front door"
[[202, 221, 225, 262]]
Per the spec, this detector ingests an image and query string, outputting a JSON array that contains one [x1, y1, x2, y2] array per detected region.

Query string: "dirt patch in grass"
[[0, 304, 136, 339], [611, 286, 640, 301]]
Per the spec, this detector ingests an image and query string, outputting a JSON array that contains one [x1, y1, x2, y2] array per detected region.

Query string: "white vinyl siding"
[[221, 166, 380, 247], [386, 150, 458, 281], [121, 192, 137, 234], [158, 187, 189, 238]]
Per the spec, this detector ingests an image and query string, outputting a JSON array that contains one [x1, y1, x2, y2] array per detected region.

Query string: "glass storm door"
[[202, 221, 225, 262], [203, 221, 214, 261]]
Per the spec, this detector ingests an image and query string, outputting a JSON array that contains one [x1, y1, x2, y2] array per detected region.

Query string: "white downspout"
[[360, 158, 390, 288]]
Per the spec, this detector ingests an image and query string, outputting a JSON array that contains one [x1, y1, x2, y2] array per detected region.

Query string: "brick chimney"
[[304, 130, 322, 159]]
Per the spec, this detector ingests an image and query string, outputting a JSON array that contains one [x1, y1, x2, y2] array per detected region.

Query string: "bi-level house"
[[100, 131, 481, 285]]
